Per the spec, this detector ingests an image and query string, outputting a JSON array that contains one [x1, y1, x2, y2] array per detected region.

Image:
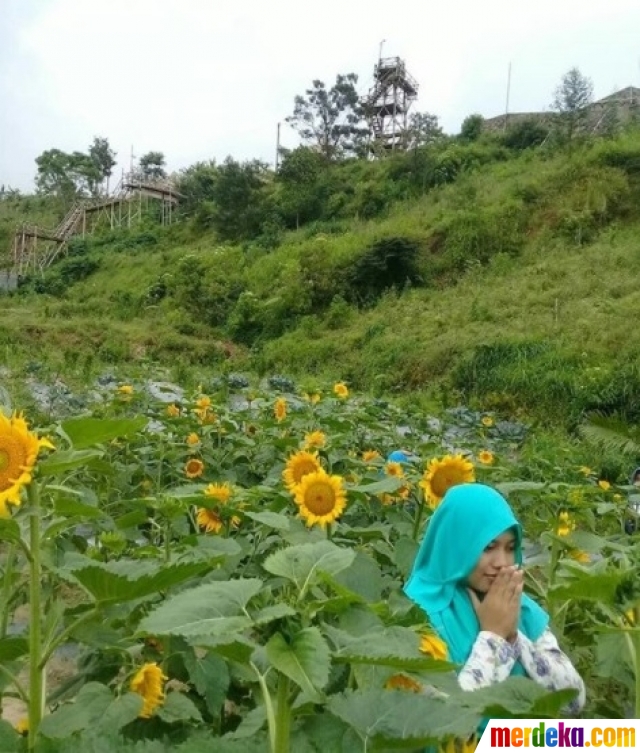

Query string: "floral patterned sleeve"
[[458, 631, 520, 690], [456, 629, 585, 715], [518, 628, 586, 714]]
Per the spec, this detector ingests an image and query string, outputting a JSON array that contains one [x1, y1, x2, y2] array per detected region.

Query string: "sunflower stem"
[[547, 538, 561, 630], [39, 608, 98, 670], [633, 605, 640, 719], [274, 673, 291, 753], [0, 665, 29, 705], [27, 483, 44, 750], [412, 501, 425, 542], [163, 519, 171, 564], [0, 543, 16, 638], [156, 439, 165, 490], [251, 663, 276, 752]]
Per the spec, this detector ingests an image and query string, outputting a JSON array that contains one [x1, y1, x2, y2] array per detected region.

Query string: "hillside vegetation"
[[2, 128, 640, 426]]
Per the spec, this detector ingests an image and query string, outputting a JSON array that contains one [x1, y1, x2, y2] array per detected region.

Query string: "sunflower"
[[570, 549, 590, 564], [420, 633, 448, 661], [477, 450, 494, 465], [556, 511, 575, 537], [385, 673, 422, 692], [294, 469, 347, 527], [398, 484, 411, 500], [420, 455, 475, 509], [579, 465, 593, 476], [385, 461, 404, 478], [598, 479, 611, 491], [166, 403, 180, 417], [195, 407, 217, 424], [274, 398, 287, 422], [196, 507, 223, 534], [0, 412, 54, 518], [130, 662, 167, 718], [568, 488, 585, 505], [196, 396, 211, 410], [204, 482, 232, 504], [304, 430, 326, 449], [439, 737, 478, 753], [304, 392, 321, 405], [333, 382, 349, 399], [185, 458, 204, 479], [362, 450, 380, 463], [186, 432, 200, 446], [481, 416, 493, 428], [283, 450, 321, 492], [15, 718, 28, 735], [117, 384, 133, 395]]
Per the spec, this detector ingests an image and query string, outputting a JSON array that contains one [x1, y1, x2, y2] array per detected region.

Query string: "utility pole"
[[379, 39, 385, 63], [275, 122, 281, 172], [504, 62, 512, 131]]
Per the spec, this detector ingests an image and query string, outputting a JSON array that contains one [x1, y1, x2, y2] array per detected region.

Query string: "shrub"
[[429, 203, 525, 273], [502, 119, 550, 151], [344, 236, 422, 306]]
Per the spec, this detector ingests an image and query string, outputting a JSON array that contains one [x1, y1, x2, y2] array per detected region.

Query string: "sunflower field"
[[0, 379, 639, 753]]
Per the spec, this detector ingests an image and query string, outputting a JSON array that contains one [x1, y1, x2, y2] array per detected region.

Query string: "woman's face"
[[467, 530, 516, 594]]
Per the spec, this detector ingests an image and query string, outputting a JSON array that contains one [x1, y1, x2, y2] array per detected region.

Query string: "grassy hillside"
[[2, 131, 640, 425]]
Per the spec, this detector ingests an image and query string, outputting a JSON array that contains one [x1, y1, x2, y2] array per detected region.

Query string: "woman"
[[404, 483, 585, 715]]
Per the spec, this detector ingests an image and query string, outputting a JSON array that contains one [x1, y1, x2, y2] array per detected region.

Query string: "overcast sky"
[[1, 0, 640, 191]]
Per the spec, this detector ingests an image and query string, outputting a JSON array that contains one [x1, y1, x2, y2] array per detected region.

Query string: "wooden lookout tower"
[[362, 56, 419, 154]]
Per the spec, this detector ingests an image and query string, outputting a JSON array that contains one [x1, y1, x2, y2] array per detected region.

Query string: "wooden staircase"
[[2, 173, 179, 281]]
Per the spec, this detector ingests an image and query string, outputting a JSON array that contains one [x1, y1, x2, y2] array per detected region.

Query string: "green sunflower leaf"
[[0, 637, 29, 662], [327, 689, 480, 745], [55, 555, 211, 604], [265, 627, 331, 703], [139, 579, 263, 637], [324, 625, 456, 672], [263, 540, 355, 598], [38, 449, 104, 476], [59, 416, 148, 449]]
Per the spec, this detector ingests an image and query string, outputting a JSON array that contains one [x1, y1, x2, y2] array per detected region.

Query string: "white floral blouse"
[[457, 629, 586, 715]]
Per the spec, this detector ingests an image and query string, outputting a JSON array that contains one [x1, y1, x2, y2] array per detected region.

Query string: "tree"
[[176, 160, 218, 216], [407, 112, 444, 148], [209, 157, 268, 241], [502, 119, 549, 150], [139, 151, 167, 180], [35, 141, 114, 199], [286, 73, 368, 160], [68, 151, 102, 196], [35, 149, 78, 199], [596, 103, 621, 138], [276, 146, 325, 227], [88, 137, 117, 193], [459, 114, 483, 142], [552, 68, 594, 144]]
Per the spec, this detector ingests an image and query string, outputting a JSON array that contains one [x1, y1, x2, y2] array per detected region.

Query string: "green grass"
[[2, 132, 640, 425]]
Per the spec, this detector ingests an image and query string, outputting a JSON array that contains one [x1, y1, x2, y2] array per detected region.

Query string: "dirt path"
[[1, 655, 77, 727]]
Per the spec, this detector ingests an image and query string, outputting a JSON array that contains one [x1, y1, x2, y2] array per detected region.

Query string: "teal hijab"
[[404, 483, 548, 672]]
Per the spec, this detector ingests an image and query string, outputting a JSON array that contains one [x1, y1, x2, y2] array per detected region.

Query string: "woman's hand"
[[467, 566, 523, 641]]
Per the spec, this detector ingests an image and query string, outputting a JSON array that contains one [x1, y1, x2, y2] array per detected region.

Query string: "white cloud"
[[1, 0, 639, 189]]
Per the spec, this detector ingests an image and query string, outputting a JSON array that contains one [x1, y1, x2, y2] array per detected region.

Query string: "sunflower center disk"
[[306, 485, 335, 516], [0, 449, 9, 473]]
